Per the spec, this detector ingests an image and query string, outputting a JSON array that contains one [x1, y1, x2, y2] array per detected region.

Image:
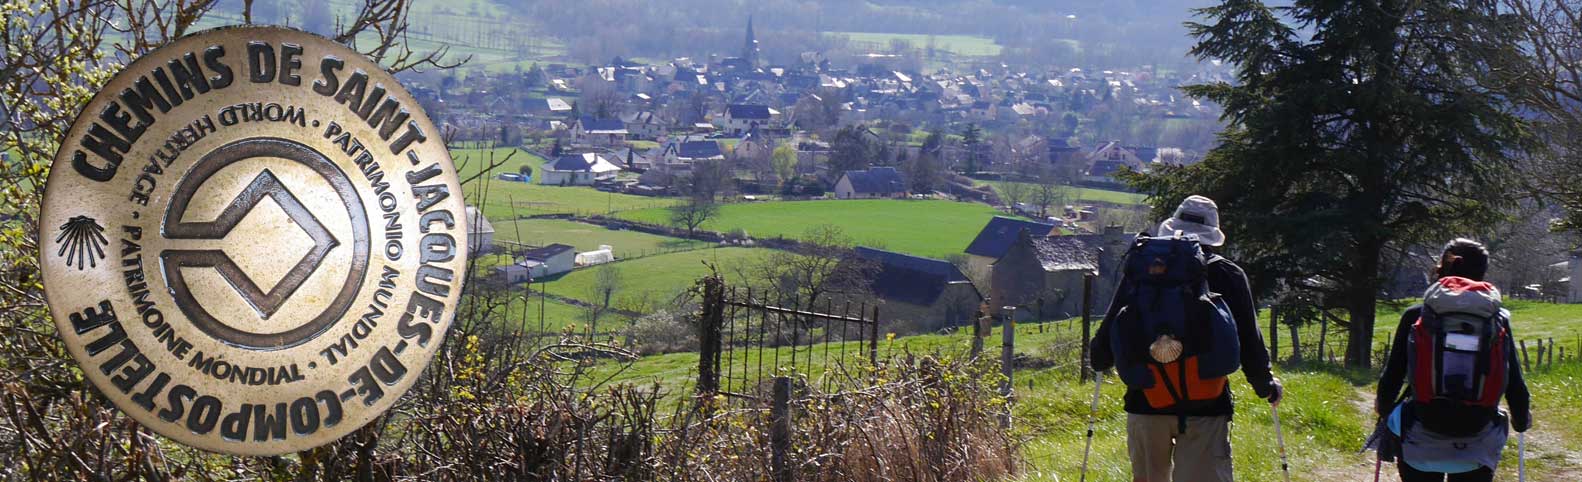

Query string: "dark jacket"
[[1089, 254, 1277, 417], [1375, 305, 1531, 431]]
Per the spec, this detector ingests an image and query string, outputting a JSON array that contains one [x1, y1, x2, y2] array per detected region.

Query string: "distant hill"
[[494, 0, 1223, 69]]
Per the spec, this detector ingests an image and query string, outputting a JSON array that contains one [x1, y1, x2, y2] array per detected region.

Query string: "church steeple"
[[743, 15, 759, 67]]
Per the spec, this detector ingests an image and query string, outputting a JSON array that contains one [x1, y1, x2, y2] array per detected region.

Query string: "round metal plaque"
[[39, 26, 466, 455]]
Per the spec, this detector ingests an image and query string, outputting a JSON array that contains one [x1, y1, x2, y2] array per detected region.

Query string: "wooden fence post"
[[1000, 309, 1015, 429], [1081, 275, 1093, 381], [1548, 338, 1556, 369], [1269, 305, 1280, 364], [696, 276, 724, 395], [1519, 340, 1530, 372], [971, 311, 984, 360], [771, 376, 792, 482]]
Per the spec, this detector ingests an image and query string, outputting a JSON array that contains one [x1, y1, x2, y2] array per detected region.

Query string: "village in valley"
[[411, 15, 1315, 352]]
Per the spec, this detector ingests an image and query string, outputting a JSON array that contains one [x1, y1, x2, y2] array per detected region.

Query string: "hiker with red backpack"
[[1090, 195, 1281, 482], [1374, 239, 1532, 482]]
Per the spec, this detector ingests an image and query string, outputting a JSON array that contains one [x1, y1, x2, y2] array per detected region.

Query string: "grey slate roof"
[[579, 116, 627, 133], [677, 140, 723, 159], [546, 153, 600, 172], [964, 216, 1056, 258], [854, 246, 974, 306], [726, 104, 771, 119], [840, 167, 904, 195], [1029, 235, 1100, 273], [523, 243, 575, 261]]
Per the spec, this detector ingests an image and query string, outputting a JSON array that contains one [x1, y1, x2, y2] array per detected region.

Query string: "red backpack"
[[1406, 276, 1509, 435]]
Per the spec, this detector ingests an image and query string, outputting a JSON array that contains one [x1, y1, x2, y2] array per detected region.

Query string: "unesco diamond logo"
[[161, 137, 370, 350]]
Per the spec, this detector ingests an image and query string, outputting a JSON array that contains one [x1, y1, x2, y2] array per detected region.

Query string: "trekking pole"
[[1518, 431, 1527, 482], [1373, 455, 1382, 482], [1271, 403, 1292, 482], [1079, 371, 1103, 482]]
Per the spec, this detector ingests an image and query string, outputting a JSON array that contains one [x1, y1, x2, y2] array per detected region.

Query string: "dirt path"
[[1348, 388, 1581, 481]]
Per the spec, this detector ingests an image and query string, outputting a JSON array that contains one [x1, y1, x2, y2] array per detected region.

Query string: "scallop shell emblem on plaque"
[[39, 26, 466, 455]]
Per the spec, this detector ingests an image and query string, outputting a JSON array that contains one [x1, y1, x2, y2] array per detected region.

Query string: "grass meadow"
[[492, 218, 708, 257], [616, 198, 1005, 258]]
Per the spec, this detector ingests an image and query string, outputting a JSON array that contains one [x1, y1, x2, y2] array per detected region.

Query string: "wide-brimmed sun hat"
[[1158, 195, 1225, 247]]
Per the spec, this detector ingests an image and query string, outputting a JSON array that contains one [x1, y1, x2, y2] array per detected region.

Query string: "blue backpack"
[[1109, 234, 1241, 413]]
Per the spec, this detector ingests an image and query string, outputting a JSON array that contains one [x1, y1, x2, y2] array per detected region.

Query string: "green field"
[[449, 147, 678, 219], [616, 199, 1005, 258], [493, 218, 707, 257], [828, 31, 1003, 57], [977, 180, 1149, 206], [542, 247, 768, 309]]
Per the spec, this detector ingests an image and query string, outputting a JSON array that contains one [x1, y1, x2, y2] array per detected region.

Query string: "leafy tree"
[[959, 123, 983, 174], [902, 149, 942, 194], [827, 126, 873, 179], [1126, 0, 1532, 368], [771, 144, 799, 184], [524, 63, 546, 87]]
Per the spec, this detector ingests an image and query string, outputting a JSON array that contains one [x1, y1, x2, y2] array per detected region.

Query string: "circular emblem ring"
[[163, 137, 370, 350], [39, 26, 466, 455]]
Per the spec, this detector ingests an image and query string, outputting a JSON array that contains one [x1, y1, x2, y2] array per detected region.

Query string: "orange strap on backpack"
[[1141, 356, 1228, 410]]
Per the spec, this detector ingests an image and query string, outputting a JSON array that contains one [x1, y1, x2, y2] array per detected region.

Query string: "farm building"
[[989, 226, 1128, 321], [498, 243, 577, 283], [847, 247, 982, 334], [833, 167, 905, 199], [465, 205, 495, 253], [659, 137, 725, 164], [622, 111, 667, 139], [576, 245, 615, 266], [540, 153, 622, 186], [719, 104, 772, 136], [963, 216, 1057, 276], [571, 116, 629, 145]]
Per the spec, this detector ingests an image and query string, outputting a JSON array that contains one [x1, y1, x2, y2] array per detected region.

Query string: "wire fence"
[[695, 277, 881, 398]]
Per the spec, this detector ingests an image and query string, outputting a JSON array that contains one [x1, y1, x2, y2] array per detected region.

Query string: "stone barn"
[[989, 227, 1128, 320], [848, 247, 983, 334]]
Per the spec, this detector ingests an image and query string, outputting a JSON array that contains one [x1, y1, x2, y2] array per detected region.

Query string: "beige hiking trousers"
[[1126, 413, 1234, 482]]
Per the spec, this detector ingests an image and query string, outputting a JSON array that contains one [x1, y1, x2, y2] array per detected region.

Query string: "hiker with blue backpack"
[[1089, 195, 1282, 482], [1373, 239, 1532, 482]]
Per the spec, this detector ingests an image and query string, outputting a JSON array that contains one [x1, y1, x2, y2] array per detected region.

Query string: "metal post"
[[1081, 275, 1093, 381], [869, 305, 880, 367]]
